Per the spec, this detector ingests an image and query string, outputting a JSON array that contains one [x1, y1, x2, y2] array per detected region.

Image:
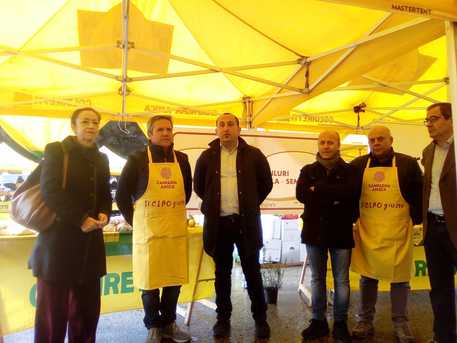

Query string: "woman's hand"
[[97, 213, 109, 227], [81, 217, 100, 232]]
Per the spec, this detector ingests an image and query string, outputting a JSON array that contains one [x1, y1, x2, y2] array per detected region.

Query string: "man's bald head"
[[318, 130, 340, 145], [367, 125, 393, 157], [318, 130, 340, 159]]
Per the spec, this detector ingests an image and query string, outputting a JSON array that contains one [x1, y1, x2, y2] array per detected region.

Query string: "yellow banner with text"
[[0, 228, 214, 335]]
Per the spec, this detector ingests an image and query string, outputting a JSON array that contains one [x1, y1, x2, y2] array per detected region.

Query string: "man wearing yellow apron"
[[351, 126, 423, 342], [116, 115, 192, 343]]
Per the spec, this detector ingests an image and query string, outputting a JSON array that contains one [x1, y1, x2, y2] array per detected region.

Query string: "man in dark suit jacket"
[[193, 113, 273, 340], [422, 102, 457, 343]]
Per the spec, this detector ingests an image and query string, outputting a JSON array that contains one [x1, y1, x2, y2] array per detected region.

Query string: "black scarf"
[[316, 151, 341, 171]]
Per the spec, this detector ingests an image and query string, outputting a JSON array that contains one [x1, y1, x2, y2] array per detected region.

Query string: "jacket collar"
[[62, 135, 98, 152], [148, 141, 174, 161], [433, 135, 454, 149], [369, 147, 394, 164], [62, 136, 100, 161], [208, 137, 247, 150]]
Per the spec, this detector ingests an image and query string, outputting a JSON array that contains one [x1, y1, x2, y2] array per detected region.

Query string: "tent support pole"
[[362, 75, 440, 103], [334, 78, 447, 91], [446, 21, 457, 171], [309, 13, 392, 91], [134, 48, 303, 92], [363, 83, 446, 127], [308, 17, 431, 62], [242, 96, 253, 128], [120, 0, 131, 117]]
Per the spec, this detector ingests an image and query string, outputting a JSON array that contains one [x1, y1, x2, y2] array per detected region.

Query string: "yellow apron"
[[132, 148, 188, 290], [351, 157, 414, 282]]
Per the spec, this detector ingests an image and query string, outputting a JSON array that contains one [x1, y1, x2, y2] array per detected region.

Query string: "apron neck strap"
[[367, 155, 396, 168], [147, 146, 176, 163]]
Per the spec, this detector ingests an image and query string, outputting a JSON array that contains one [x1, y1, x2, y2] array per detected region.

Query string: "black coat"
[[29, 136, 112, 284], [115, 143, 193, 225], [351, 150, 423, 225], [296, 158, 358, 248], [193, 137, 273, 256]]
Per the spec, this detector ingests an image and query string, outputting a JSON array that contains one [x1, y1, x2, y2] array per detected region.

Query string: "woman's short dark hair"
[[71, 107, 101, 125], [147, 115, 173, 135], [427, 102, 452, 119]]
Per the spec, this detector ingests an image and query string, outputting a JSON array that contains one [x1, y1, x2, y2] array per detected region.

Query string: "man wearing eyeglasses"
[[422, 102, 457, 343]]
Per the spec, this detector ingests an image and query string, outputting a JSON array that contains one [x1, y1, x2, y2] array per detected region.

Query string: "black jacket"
[[29, 136, 112, 284], [193, 137, 273, 256], [296, 158, 358, 248], [115, 142, 192, 225], [351, 150, 423, 225]]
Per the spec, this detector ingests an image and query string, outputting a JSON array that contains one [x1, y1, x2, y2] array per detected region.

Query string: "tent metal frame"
[[361, 75, 441, 103], [0, 1, 455, 130]]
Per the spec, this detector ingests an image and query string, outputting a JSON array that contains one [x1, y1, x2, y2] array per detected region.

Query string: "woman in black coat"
[[29, 107, 111, 343]]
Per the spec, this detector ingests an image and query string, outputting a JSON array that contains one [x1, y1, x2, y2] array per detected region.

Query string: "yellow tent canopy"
[[0, 0, 456, 138]]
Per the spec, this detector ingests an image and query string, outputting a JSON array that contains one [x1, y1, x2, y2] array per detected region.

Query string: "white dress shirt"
[[220, 143, 239, 216], [429, 136, 454, 215]]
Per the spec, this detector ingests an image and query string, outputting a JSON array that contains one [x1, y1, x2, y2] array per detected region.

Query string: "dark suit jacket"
[[422, 142, 457, 248]]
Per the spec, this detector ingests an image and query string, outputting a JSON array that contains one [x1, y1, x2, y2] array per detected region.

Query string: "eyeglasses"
[[423, 116, 443, 125]]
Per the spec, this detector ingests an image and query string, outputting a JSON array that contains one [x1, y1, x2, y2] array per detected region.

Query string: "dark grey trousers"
[[357, 275, 410, 323]]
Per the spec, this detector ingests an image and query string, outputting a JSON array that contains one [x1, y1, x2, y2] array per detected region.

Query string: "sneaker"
[[352, 321, 374, 339], [255, 320, 271, 339], [146, 327, 161, 343], [301, 319, 330, 340], [333, 321, 352, 343], [393, 321, 415, 343], [213, 319, 231, 338], [161, 322, 191, 343]]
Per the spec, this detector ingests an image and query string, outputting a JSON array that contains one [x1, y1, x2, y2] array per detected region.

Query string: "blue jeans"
[[306, 245, 351, 322]]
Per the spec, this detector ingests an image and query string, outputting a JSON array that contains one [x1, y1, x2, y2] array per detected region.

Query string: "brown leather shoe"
[[393, 321, 415, 343], [352, 321, 374, 339]]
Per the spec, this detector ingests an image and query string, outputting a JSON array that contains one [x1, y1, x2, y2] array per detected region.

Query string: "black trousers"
[[142, 286, 181, 329], [424, 213, 457, 343], [212, 215, 267, 322]]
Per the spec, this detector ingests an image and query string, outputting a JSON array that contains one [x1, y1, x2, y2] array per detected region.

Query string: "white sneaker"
[[161, 322, 191, 343]]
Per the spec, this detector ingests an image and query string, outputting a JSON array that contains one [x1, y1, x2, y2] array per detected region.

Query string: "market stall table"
[[0, 226, 214, 335]]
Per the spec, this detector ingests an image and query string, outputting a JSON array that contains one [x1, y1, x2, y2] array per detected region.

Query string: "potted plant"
[[261, 262, 285, 305]]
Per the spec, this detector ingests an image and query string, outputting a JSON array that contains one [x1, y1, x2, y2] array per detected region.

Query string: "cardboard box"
[[261, 215, 282, 241], [281, 241, 300, 264], [281, 219, 301, 242]]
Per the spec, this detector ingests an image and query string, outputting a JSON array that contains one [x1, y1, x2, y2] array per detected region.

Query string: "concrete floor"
[[5, 265, 436, 343]]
